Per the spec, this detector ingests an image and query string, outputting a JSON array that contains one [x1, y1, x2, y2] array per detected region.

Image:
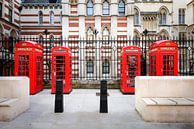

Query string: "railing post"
[[100, 80, 108, 113], [55, 80, 64, 113]]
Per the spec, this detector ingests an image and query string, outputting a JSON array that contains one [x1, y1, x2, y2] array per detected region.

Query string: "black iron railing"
[[0, 36, 194, 81]]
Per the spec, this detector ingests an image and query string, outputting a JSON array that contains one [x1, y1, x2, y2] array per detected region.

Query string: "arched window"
[[134, 8, 139, 25], [179, 8, 185, 24], [87, 60, 94, 74], [50, 35, 54, 41], [87, 27, 94, 39], [159, 8, 167, 25], [87, 0, 93, 16], [0, 24, 4, 40], [118, 0, 125, 16], [10, 29, 17, 38], [50, 11, 54, 24], [102, 27, 109, 39], [0, 3, 2, 18], [0, 25, 3, 47], [133, 30, 140, 39], [60, 11, 62, 24], [50, 35, 54, 47], [39, 11, 43, 24], [159, 29, 169, 40], [102, 0, 109, 15], [39, 35, 44, 43], [102, 59, 110, 74]]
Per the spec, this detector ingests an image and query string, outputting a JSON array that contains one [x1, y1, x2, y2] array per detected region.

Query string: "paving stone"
[[0, 90, 194, 129]]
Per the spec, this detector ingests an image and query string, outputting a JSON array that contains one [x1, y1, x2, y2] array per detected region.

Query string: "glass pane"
[[118, 0, 125, 15], [103, 9, 109, 15], [127, 55, 138, 88], [87, 61, 94, 73], [87, 8, 93, 16]]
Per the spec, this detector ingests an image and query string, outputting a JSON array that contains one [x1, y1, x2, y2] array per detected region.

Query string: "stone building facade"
[[18, 0, 194, 39], [0, 0, 194, 39], [0, 0, 21, 39]]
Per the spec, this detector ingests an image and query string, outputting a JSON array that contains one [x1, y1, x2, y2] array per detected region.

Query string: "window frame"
[[134, 8, 139, 25], [178, 8, 185, 24], [87, 60, 94, 74], [102, 60, 110, 74], [39, 11, 43, 25], [8, 8, 12, 22], [50, 11, 54, 25], [159, 9, 167, 25], [102, 0, 109, 16], [118, 0, 125, 16], [87, 0, 94, 16], [0, 2, 2, 18]]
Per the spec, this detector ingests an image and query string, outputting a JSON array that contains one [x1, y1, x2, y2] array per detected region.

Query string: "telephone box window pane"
[[163, 55, 174, 76], [36, 56, 43, 86], [55, 56, 65, 80], [127, 55, 138, 87], [150, 56, 156, 75], [18, 55, 29, 76]]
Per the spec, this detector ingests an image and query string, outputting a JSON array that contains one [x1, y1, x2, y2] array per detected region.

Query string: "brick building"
[[0, 0, 21, 39], [18, 0, 194, 39]]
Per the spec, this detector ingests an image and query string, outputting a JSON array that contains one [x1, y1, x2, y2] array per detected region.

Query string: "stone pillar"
[[95, 17, 101, 38], [78, 0, 86, 16], [78, 16, 85, 79], [79, 17, 85, 37], [62, 17, 69, 39], [110, 0, 118, 37], [94, 0, 102, 16], [111, 16, 117, 38], [62, 0, 70, 16], [110, 0, 118, 16], [95, 16, 101, 78], [62, 0, 70, 39], [126, 0, 134, 38]]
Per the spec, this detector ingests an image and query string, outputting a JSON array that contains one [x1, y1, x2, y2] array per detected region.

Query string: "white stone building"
[[18, 0, 194, 39], [1, 0, 193, 39]]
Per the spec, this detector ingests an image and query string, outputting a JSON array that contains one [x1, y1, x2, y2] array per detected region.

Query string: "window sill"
[[158, 24, 170, 27], [134, 25, 141, 27]]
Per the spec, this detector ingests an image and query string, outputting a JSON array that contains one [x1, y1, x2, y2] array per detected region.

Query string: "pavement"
[[0, 89, 194, 129]]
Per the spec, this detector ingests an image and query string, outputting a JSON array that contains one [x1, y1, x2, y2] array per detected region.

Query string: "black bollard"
[[55, 80, 64, 113], [100, 80, 108, 113]]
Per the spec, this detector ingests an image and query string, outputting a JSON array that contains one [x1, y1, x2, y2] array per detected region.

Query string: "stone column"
[[126, 0, 134, 38], [110, 0, 118, 37], [94, 0, 102, 16], [62, 0, 70, 39]]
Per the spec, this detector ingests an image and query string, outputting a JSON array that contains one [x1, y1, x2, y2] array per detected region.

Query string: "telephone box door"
[[51, 47, 72, 94], [121, 46, 141, 94], [16, 55, 30, 77], [161, 54, 177, 76], [52, 56, 66, 93]]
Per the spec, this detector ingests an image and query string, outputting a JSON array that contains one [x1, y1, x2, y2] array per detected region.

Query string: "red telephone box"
[[120, 46, 141, 94], [14, 41, 44, 95], [149, 40, 178, 76], [51, 46, 72, 94]]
